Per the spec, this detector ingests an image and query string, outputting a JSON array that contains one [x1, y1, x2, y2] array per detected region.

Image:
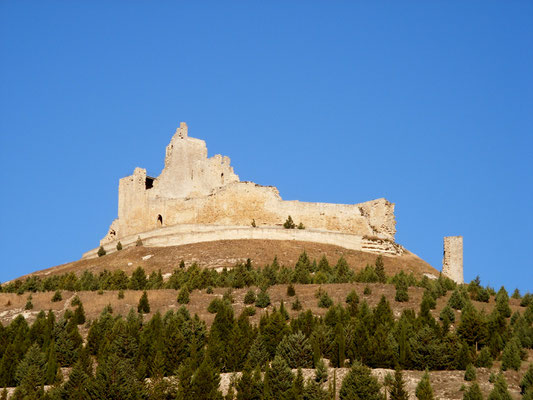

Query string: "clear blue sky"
[[1, 1, 532, 292]]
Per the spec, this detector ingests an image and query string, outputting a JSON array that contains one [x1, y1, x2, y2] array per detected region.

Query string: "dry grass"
[[21, 239, 438, 280]]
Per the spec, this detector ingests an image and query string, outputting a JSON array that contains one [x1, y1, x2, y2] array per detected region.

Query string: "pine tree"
[[287, 284, 296, 297], [60, 359, 90, 399], [138, 290, 151, 313], [0, 344, 18, 387], [389, 368, 409, 400], [74, 303, 86, 325], [448, 289, 466, 310], [247, 335, 269, 369], [236, 362, 262, 400], [116, 241, 123, 250], [191, 356, 223, 400], [178, 286, 190, 304], [339, 363, 381, 400], [129, 266, 147, 290], [44, 340, 59, 385], [283, 216, 296, 229], [52, 290, 62, 302], [291, 368, 305, 400], [415, 370, 435, 400], [97, 246, 106, 257], [463, 383, 483, 400], [266, 356, 293, 400], [395, 281, 409, 302], [495, 287, 512, 318], [315, 359, 328, 383], [255, 289, 270, 308], [521, 363, 533, 395], [303, 379, 329, 400], [375, 255, 386, 283], [14, 343, 46, 399], [244, 289, 256, 305], [501, 336, 521, 371], [464, 364, 476, 381], [475, 347, 493, 368], [488, 374, 512, 400], [176, 360, 195, 400], [317, 292, 333, 308], [276, 331, 313, 368]]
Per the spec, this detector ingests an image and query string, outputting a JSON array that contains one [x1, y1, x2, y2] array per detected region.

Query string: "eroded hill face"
[[26, 239, 437, 280]]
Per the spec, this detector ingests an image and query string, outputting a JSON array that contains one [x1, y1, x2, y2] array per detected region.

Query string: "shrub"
[[51, 290, 62, 302], [318, 292, 333, 308], [177, 287, 190, 305], [464, 364, 476, 381], [206, 286, 214, 294], [287, 284, 296, 297], [71, 295, 81, 307], [255, 289, 270, 308], [97, 246, 106, 257], [283, 216, 296, 229], [244, 289, 256, 305], [251, 219, 256, 227], [297, 222, 305, 230], [291, 298, 302, 311], [116, 241, 123, 251], [118, 290, 125, 299], [242, 306, 256, 316], [364, 286, 372, 296], [135, 236, 143, 247], [97, 289, 104, 295]]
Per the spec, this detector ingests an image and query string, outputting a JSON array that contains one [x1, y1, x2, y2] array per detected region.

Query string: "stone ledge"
[[83, 224, 403, 260]]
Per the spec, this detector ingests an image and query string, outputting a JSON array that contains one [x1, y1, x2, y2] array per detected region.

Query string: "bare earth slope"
[[25, 239, 438, 280]]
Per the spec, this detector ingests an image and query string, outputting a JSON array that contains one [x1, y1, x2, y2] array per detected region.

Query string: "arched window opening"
[[157, 214, 163, 226]]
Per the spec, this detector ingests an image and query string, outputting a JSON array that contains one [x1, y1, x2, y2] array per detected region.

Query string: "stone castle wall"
[[99, 123, 397, 249], [442, 236, 463, 284]]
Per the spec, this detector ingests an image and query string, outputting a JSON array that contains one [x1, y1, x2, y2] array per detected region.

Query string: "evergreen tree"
[[287, 284, 296, 297], [439, 305, 455, 323], [448, 289, 466, 310], [395, 281, 409, 302], [0, 344, 18, 387], [255, 289, 270, 308], [276, 331, 313, 368], [60, 359, 90, 399], [247, 335, 269, 369], [284, 216, 296, 229], [178, 286, 190, 305], [97, 246, 106, 257], [389, 368, 409, 400], [176, 361, 195, 400], [475, 347, 493, 368], [501, 336, 521, 371], [521, 363, 533, 395], [74, 303, 86, 325], [244, 289, 256, 305], [138, 291, 151, 314], [52, 290, 62, 302], [375, 255, 386, 283], [266, 356, 293, 400], [317, 292, 333, 309], [303, 379, 329, 400], [495, 287, 512, 318], [116, 241, 123, 251], [488, 374, 512, 400], [191, 356, 223, 400], [463, 383, 483, 400], [44, 340, 59, 385], [415, 370, 435, 400], [464, 364, 476, 381], [129, 266, 147, 290], [236, 362, 262, 400], [339, 363, 381, 400], [14, 343, 46, 399], [292, 368, 305, 400], [314, 359, 328, 383]]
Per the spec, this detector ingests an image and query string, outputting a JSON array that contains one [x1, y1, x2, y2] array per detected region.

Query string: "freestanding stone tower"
[[442, 236, 463, 284]]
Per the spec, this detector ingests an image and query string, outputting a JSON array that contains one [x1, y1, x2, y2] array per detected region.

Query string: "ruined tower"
[[442, 236, 463, 284]]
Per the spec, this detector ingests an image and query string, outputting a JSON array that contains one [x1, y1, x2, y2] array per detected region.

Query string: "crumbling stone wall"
[[101, 123, 397, 245], [442, 236, 463, 284]]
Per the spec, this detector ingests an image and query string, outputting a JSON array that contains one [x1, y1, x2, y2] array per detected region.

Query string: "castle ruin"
[[84, 123, 403, 259]]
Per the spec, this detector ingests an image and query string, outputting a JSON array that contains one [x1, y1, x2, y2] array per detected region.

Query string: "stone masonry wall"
[[100, 123, 397, 247], [442, 236, 463, 284]]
